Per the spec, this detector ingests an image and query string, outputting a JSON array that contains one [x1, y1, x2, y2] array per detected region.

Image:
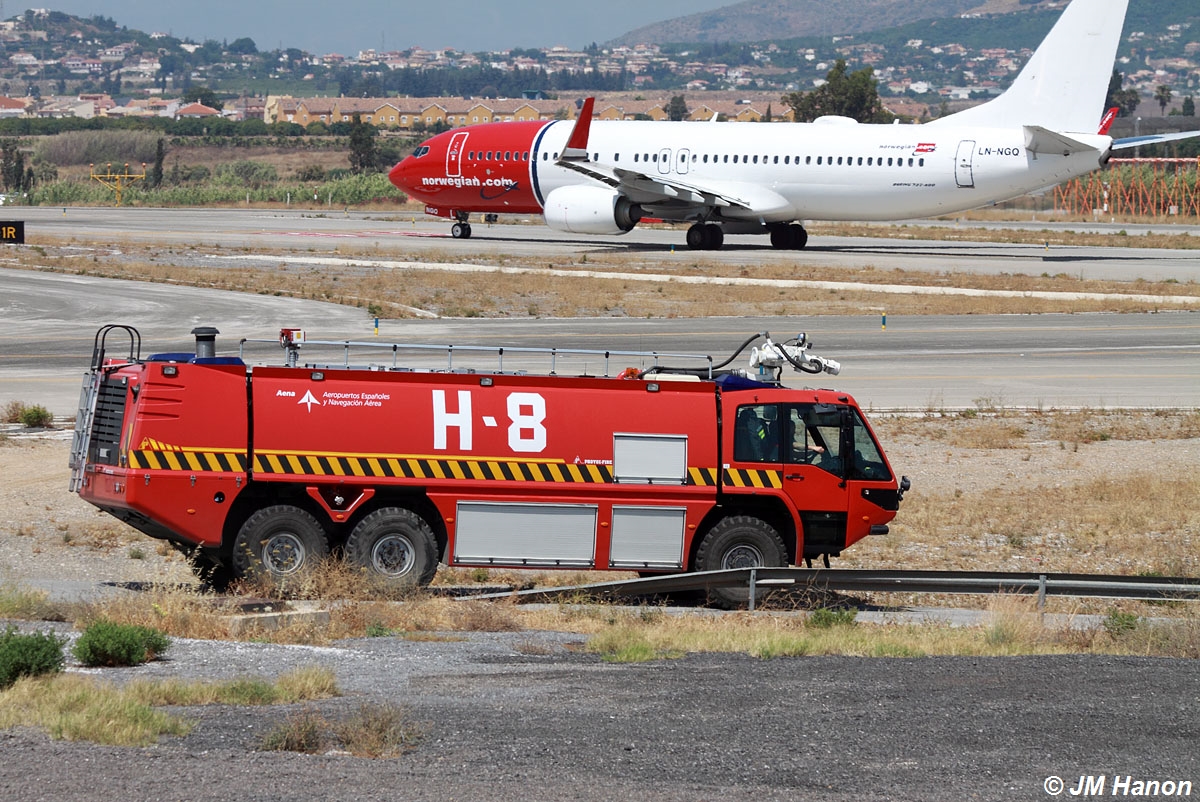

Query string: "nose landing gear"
[[450, 211, 473, 239]]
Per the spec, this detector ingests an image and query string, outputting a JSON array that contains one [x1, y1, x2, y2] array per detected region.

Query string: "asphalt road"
[[1, 267, 1196, 413], [0, 626, 1195, 802]]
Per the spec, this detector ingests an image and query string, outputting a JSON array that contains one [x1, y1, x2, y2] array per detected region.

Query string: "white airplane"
[[389, 0, 1195, 249]]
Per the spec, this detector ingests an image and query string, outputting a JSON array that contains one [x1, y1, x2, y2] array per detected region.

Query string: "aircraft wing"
[[555, 97, 789, 216], [1111, 130, 1200, 150]]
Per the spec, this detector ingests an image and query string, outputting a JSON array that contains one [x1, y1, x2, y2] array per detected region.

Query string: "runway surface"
[[2, 207, 1197, 414], [2, 267, 1196, 415], [17, 206, 1200, 283]]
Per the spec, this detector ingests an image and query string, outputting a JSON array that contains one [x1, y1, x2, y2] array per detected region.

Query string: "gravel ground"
[[1, 429, 1198, 800], [0, 630, 1196, 801]]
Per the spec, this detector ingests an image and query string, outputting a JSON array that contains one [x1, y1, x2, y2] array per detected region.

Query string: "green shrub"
[[807, 607, 858, 629], [71, 620, 170, 667], [0, 627, 66, 688], [18, 404, 53, 428], [1103, 610, 1141, 638]]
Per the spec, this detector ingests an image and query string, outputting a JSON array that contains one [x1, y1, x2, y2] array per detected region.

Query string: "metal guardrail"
[[458, 568, 1200, 610]]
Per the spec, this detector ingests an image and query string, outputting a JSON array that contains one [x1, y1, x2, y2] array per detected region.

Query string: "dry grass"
[[861, 471, 1199, 578], [874, 409, 1200, 447], [580, 601, 1200, 661], [813, 220, 1200, 251], [0, 666, 340, 747], [260, 701, 426, 757], [15, 234, 1200, 319]]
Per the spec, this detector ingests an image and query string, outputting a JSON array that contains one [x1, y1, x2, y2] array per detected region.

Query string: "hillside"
[[610, 0, 1010, 45]]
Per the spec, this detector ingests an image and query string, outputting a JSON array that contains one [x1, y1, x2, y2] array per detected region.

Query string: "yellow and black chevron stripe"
[[128, 449, 247, 472], [686, 467, 782, 489], [252, 453, 615, 483], [126, 441, 781, 490]]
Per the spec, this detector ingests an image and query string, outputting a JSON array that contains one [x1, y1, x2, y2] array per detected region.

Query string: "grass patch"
[[126, 665, 339, 707], [0, 665, 341, 747], [260, 702, 425, 757], [0, 674, 192, 746], [0, 582, 66, 622], [577, 606, 1200, 662], [19, 237, 1200, 320]]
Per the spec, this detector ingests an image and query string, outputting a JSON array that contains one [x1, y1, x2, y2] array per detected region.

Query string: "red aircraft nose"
[[388, 158, 409, 191]]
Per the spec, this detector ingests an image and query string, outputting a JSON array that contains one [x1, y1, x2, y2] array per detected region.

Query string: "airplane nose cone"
[[388, 158, 408, 190]]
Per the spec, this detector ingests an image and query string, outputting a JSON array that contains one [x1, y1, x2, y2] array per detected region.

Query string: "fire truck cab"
[[70, 325, 907, 604]]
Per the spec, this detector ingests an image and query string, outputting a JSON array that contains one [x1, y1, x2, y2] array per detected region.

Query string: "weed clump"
[[0, 627, 66, 689], [71, 619, 170, 667], [260, 702, 425, 757], [2, 401, 53, 427]]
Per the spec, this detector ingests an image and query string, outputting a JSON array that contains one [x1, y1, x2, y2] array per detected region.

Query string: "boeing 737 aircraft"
[[388, 0, 1197, 250]]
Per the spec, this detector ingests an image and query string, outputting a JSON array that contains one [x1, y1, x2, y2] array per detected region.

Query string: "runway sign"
[[0, 221, 24, 244]]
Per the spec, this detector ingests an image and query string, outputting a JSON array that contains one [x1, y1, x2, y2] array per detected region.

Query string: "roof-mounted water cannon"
[[749, 333, 841, 378], [279, 327, 306, 368]]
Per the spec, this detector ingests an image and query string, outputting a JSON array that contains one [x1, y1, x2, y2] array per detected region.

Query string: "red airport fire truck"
[[70, 325, 907, 603]]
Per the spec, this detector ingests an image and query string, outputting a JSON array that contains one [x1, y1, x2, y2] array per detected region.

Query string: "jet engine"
[[543, 186, 642, 235]]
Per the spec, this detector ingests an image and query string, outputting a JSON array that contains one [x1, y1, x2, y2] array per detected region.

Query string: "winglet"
[[560, 97, 595, 161], [1098, 107, 1119, 135]]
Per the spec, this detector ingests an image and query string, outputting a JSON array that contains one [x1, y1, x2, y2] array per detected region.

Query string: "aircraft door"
[[658, 148, 672, 175], [446, 131, 470, 178], [955, 140, 975, 188], [677, 148, 691, 175]]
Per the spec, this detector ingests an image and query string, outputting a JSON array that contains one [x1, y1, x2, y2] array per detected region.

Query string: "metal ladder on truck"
[[68, 325, 140, 492]]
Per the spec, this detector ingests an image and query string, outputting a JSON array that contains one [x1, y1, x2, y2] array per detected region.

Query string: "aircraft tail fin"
[[931, 0, 1128, 133]]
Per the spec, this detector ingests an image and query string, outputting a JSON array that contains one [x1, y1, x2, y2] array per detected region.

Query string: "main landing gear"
[[769, 223, 808, 250], [686, 222, 724, 250], [685, 222, 810, 251]]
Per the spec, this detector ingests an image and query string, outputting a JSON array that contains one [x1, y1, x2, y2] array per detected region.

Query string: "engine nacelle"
[[543, 186, 642, 235]]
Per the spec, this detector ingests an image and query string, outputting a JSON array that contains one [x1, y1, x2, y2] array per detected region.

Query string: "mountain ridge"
[[610, 0, 1051, 45]]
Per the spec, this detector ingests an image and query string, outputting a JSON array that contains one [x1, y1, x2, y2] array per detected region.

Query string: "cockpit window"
[[412, 145, 430, 158]]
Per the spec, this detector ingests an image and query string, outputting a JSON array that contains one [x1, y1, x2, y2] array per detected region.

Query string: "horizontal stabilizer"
[[1024, 126, 1098, 156], [1111, 130, 1200, 150]]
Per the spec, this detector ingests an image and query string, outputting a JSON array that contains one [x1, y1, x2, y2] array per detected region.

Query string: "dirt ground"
[[2, 411, 1196, 596]]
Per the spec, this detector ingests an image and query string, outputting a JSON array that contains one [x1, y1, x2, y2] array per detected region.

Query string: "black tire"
[[790, 224, 809, 249], [694, 516, 788, 609], [344, 507, 438, 589], [231, 505, 329, 584], [451, 222, 472, 239], [170, 543, 234, 591], [704, 223, 724, 250], [686, 223, 706, 250]]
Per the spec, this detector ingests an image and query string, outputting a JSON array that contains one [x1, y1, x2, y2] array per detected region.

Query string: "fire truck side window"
[[849, 409, 892, 481], [733, 404, 779, 463], [786, 404, 843, 476]]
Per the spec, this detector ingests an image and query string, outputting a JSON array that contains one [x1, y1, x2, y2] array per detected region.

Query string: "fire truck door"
[[731, 403, 849, 560], [842, 406, 898, 548], [780, 404, 852, 558]]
